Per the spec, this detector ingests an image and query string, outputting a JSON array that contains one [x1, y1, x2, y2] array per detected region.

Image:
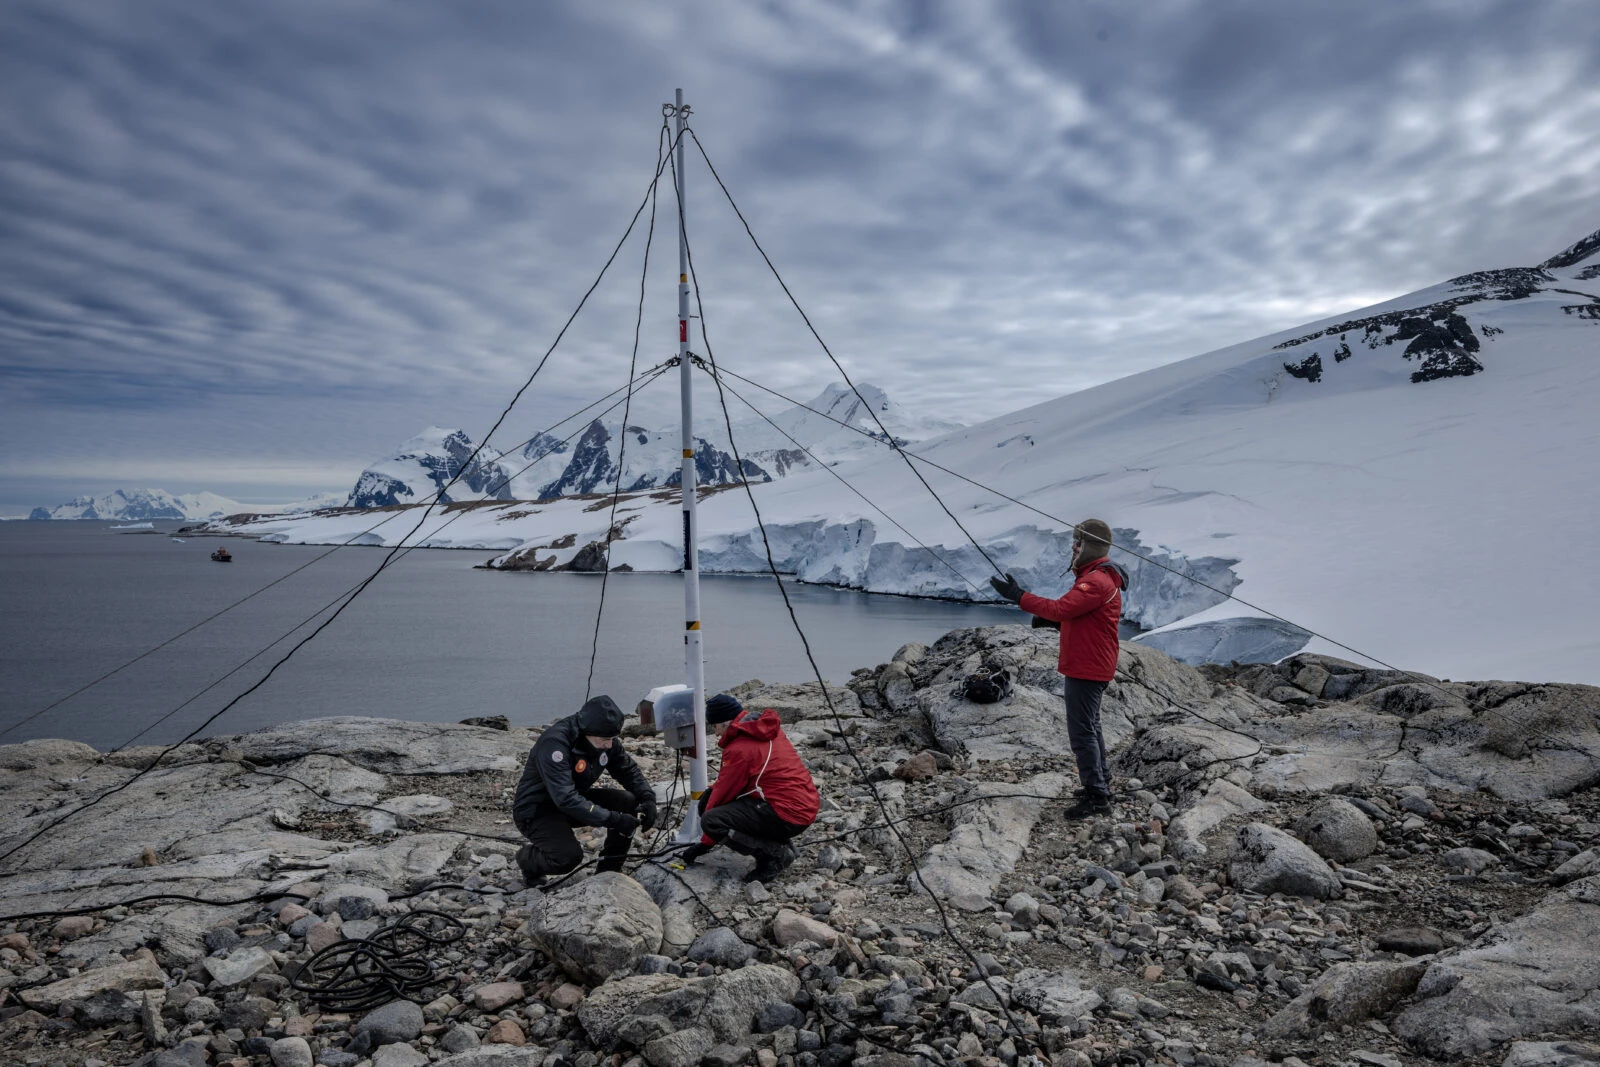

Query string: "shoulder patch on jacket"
[[549, 749, 565, 764]]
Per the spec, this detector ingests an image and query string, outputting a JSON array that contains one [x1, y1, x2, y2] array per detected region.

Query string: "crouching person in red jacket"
[[680, 694, 820, 883]]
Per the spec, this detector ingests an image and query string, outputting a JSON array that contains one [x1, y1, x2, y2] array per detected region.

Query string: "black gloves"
[[1031, 615, 1061, 631], [610, 811, 639, 836], [637, 797, 659, 831], [989, 572, 1026, 604], [679, 842, 711, 865]]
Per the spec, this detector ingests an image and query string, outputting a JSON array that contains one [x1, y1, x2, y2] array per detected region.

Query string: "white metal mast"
[[671, 88, 710, 844]]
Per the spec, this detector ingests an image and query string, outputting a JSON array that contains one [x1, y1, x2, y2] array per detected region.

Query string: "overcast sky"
[[2, 0, 1597, 514]]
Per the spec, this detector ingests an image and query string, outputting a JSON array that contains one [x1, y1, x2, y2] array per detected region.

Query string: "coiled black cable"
[[289, 909, 466, 1012]]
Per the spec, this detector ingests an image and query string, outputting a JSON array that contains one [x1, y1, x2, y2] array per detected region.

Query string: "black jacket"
[[512, 702, 653, 828]]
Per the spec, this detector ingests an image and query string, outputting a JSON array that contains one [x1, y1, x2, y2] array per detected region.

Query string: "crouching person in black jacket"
[[511, 695, 658, 887]]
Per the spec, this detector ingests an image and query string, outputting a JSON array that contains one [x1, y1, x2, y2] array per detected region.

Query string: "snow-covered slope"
[[222, 229, 1600, 685]]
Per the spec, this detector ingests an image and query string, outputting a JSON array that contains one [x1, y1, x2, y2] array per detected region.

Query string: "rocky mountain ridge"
[[343, 382, 963, 509], [2, 628, 1597, 1067], [25, 489, 345, 522]]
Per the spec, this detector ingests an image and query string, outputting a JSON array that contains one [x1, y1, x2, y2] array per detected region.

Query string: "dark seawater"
[[0, 521, 1018, 750]]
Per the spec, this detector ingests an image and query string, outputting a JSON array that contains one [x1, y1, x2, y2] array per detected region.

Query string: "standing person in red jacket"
[[679, 694, 820, 883], [991, 518, 1129, 818]]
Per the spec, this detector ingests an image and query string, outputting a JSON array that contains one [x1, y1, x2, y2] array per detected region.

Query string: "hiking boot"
[[515, 845, 546, 889], [1063, 792, 1112, 820], [595, 854, 628, 874], [744, 843, 798, 884]]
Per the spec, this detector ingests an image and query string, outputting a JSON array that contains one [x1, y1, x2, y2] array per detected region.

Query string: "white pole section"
[[673, 88, 710, 845]]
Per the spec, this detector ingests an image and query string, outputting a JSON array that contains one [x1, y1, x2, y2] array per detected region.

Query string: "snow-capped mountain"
[[222, 227, 1600, 685], [345, 426, 518, 508], [353, 382, 959, 505], [28, 488, 251, 522], [25, 488, 348, 521]]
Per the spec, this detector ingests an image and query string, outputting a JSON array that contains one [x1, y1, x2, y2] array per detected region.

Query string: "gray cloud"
[[1, 0, 1597, 512]]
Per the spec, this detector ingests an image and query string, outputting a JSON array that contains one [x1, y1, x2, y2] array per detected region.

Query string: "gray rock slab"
[[1009, 968, 1104, 1022], [202, 716, 532, 774], [1167, 779, 1273, 858], [1260, 959, 1429, 1041], [202, 945, 275, 988], [1551, 848, 1600, 885], [912, 773, 1067, 911], [1501, 1041, 1600, 1067], [432, 1049, 549, 1067], [0, 738, 99, 770], [366, 794, 454, 834], [1229, 822, 1343, 899], [1393, 875, 1600, 1057], [578, 965, 799, 1047], [530, 872, 664, 984], [19, 955, 167, 1011], [634, 850, 750, 953], [644, 1026, 715, 1067], [371, 1044, 429, 1067]]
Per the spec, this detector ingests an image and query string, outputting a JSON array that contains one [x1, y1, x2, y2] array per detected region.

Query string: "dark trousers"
[[701, 797, 806, 858], [515, 787, 639, 877], [1065, 677, 1111, 798]]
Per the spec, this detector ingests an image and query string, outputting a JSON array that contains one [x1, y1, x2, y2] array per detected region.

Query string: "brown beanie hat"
[[1074, 519, 1113, 558]]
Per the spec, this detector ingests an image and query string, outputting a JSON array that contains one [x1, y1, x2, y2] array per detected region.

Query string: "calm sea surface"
[[0, 521, 1017, 750]]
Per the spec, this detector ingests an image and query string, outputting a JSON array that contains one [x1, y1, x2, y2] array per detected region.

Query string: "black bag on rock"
[[960, 656, 1012, 704]]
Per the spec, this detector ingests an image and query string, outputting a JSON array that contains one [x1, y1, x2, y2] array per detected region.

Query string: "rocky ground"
[[3, 626, 1599, 1067]]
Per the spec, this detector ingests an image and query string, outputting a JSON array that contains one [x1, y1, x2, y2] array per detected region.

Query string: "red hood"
[[718, 707, 781, 747]]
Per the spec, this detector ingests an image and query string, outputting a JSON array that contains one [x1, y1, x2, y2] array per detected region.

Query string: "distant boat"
[[211, 547, 232, 562]]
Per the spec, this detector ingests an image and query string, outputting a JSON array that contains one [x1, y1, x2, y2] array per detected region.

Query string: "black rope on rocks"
[[290, 910, 466, 1012]]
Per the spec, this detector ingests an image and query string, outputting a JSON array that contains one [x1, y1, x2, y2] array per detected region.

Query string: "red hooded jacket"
[[702, 708, 820, 833], [1019, 558, 1128, 682]]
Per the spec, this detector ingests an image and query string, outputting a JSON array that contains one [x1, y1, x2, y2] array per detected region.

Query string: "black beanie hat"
[[705, 693, 743, 725], [575, 694, 625, 737]]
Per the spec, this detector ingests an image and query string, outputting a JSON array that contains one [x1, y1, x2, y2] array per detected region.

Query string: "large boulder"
[[1229, 822, 1342, 899], [1009, 969, 1104, 1022], [1260, 959, 1430, 1041], [1167, 779, 1274, 859], [529, 873, 663, 985], [1392, 876, 1600, 1057], [578, 965, 799, 1047], [1293, 796, 1379, 863]]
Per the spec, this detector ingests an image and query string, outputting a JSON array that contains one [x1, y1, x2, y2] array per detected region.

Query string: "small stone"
[[371, 1044, 429, 1067], [75, 990, 141, 1026], [277, 903, 311, 927], [205, 927, 242, 955], [473, 981, 526, 1012], [770, 908, 839, 947], [689, 926, 758, 967], [440, 1024, 480, 1053], [705, 1044, 754, 1067], [757, 1051, 779, 1067], [52, 915, 95, 940], [757, 1001, 806, 1032], [353, 999, 425, 1045], [1376, 926, 1445, 956], [1441, 847, 1499, 874], [270, 1037, 314, 1067], [305, 922, 342, 953], [283, 1015, 315, 1037], [183, 996, 221, 1023], [549, 982, 585, 1011], [486, 1019, 526, 1045], [892, 751, 938, 782]]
